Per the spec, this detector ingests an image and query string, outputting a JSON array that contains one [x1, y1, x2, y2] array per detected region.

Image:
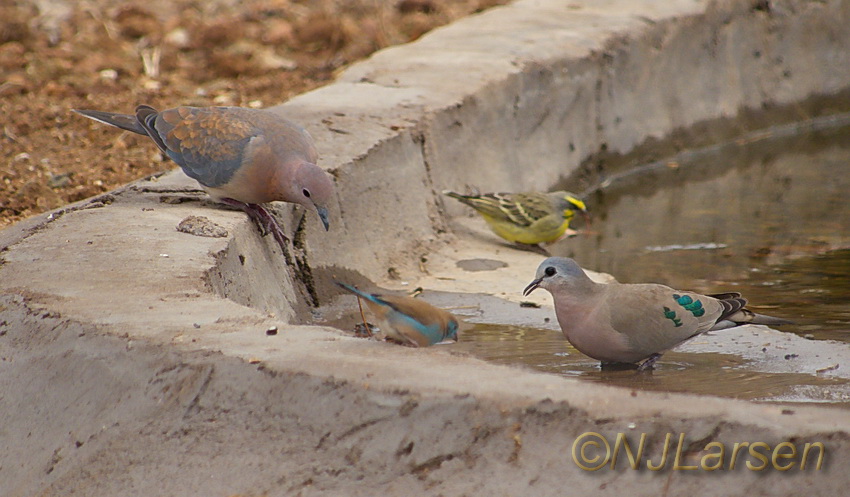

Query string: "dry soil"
[[0, 0, 506, 228]]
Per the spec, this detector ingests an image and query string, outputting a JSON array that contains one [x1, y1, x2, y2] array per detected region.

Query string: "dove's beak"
[[316, 205, 330, 231], [523, 278, 542, 297]]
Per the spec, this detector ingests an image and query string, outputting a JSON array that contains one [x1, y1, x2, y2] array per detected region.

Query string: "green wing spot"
[[683, 300, 703, 312], [673, 294, 693, 305], [663, 306, 683, 327], [674, 294, 705, 317]]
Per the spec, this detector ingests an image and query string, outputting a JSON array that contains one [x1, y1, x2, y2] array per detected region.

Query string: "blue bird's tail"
[[334, 281, 385, 306]]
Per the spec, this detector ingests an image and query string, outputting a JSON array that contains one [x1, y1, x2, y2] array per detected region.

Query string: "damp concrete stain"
[[456, 258, 509, 272]]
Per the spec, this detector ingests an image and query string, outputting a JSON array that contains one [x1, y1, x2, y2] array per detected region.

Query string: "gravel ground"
[[0, 0, 506, 228]]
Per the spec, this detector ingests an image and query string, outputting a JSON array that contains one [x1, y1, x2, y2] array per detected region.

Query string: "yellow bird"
[[443, 190, 588, 246]]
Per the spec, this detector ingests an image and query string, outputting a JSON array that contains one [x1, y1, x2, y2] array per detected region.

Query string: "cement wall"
[[1, 0, 850, 495]]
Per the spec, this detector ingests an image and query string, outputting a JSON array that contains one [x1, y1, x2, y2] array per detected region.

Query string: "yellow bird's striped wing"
[[448, 192, 553, 226], [444, 190, 586, 244]]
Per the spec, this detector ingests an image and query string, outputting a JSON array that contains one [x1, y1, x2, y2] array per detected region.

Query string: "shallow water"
[[451, 324, 850, 403], [558, 114, 850, 339], [456, 115, 850, 403], [326, 115, 850, 404]]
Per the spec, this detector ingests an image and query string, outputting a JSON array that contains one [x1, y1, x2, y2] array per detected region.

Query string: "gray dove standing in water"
[[74, 105, 334, 253], [523, 257, 792, 370]]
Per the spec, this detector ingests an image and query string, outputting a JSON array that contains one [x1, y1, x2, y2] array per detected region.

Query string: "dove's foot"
[[220, 198, 289, 252], [637, 353, 663, 372], [600, 361, 639, 371]]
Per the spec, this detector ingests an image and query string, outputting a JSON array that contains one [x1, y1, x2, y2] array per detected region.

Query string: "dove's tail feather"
[[707, 292, 743, 300], [713, 293, 793, 328], [747, 312, 795, 326], [73, 109, 147, 135], [716, 296, 748, 322], [725, 308, 794, 326]]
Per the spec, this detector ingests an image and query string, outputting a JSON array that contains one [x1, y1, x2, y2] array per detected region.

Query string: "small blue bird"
[[335, 282, 459, 347]]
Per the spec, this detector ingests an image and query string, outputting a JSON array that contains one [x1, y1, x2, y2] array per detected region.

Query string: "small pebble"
[[48, 172, 73, 189], [176, 215, 228, 238], [99, 69, 118, 81]]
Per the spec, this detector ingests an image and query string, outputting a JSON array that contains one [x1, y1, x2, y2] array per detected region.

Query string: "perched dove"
[[523, 257, 792, 370], [335, 282, 459, 347], [74, 105, 334, 251], [443, 190, 588, 247]]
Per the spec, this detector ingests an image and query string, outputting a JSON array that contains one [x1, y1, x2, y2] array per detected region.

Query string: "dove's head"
[[523, 257, 591, 296], [287, 161, 334, 231]]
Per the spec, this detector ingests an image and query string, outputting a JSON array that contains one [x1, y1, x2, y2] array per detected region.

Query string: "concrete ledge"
[[2, 0, 850, 495]]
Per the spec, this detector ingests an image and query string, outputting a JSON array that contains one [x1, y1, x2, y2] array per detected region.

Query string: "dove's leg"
[[637, 353, 663, 372], [220, 198, 289, 251], [600, 361, 639, 371]]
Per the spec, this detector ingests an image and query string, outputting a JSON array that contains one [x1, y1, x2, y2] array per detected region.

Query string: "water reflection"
[[453, 324, 850, 403], [556, 116, 850, 338], [325, 117, 850, 403], [456, 117, 850, 403]]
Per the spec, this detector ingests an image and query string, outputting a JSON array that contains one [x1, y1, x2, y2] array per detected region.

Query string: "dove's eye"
[[544, 266, 556, 277], [303, 189, 311, 198]]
